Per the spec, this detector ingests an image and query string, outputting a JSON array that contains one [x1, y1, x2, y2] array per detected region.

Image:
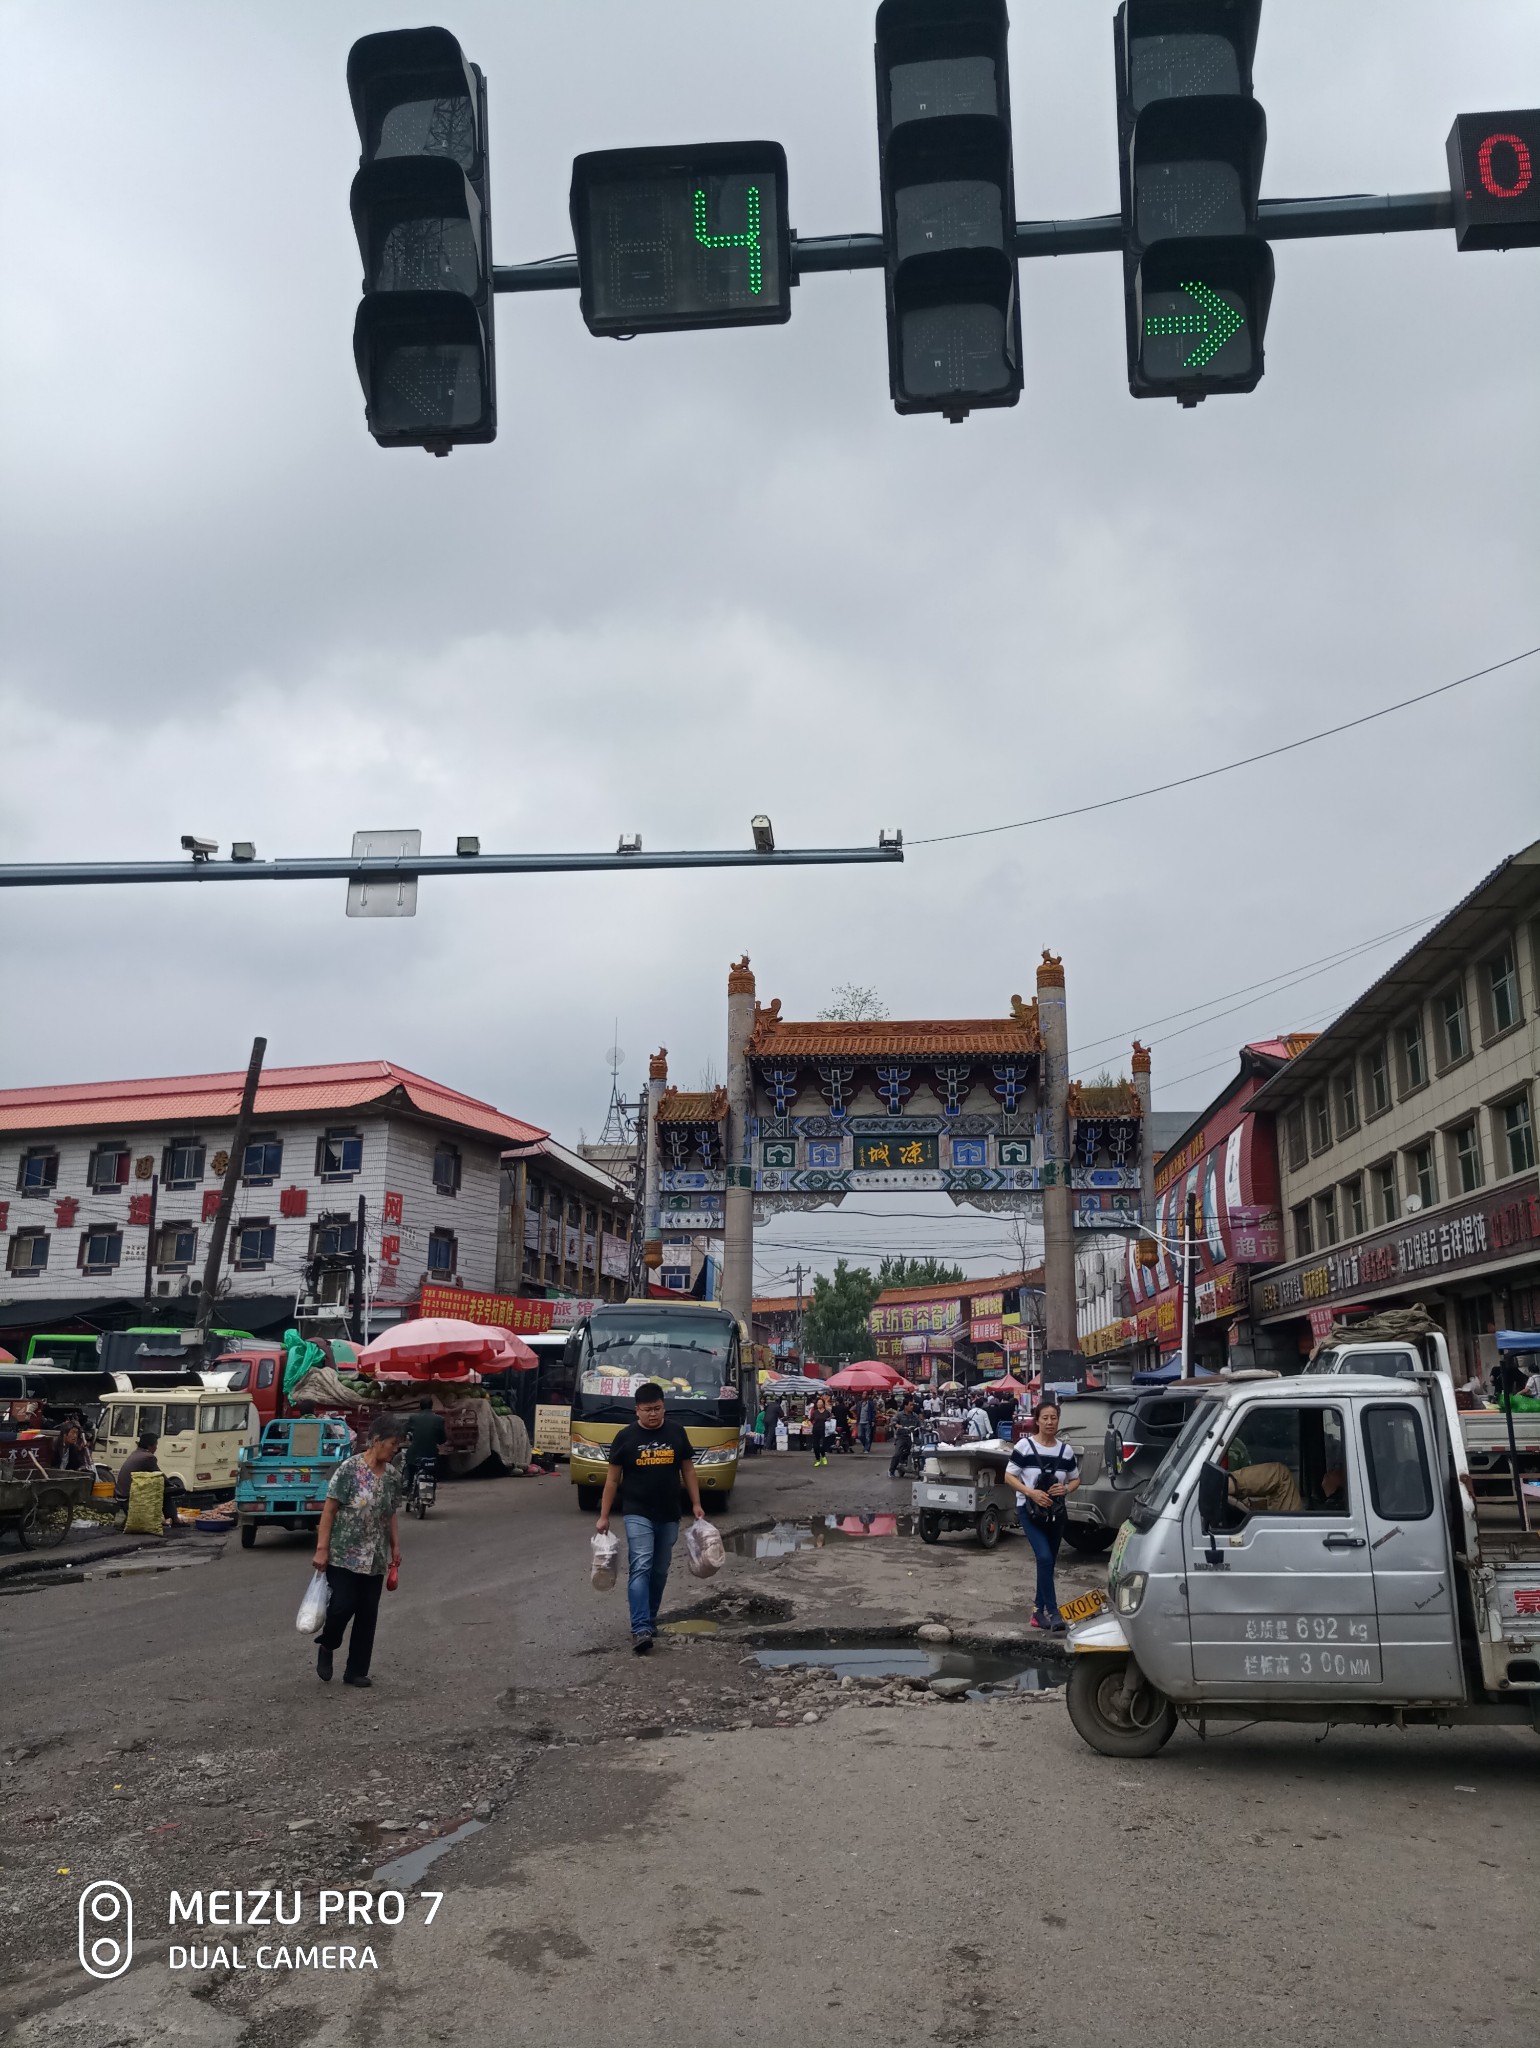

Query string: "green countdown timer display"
[[570, 143, 792, 337]]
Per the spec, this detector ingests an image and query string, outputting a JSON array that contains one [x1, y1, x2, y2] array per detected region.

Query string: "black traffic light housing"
[[1447, 112, 1540, 251], [1115, 0, 1272, 402], [874, 0, 1022, 421], [347, 27, 496, 452]]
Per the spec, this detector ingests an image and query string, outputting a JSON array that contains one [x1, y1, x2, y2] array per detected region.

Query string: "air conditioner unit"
[[156, 1280, 172, 1296]]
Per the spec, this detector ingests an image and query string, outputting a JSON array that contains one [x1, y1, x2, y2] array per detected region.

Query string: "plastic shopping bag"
[[685, 1518, 725, 1580], [295, 1569, 330, 1634], [590, 1529, 619, 1592]]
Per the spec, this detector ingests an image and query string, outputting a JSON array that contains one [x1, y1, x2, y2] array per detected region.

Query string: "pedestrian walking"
[[1004, 1400, 1079, 1632], [858, 1394, 876, 1455], [809, 1396, 831, 1468], [888, 1401, 916, 1479], [596, 1380, 704, 1655], [311, 1411, 407, 1687], [763, 1396, 782, 1450]]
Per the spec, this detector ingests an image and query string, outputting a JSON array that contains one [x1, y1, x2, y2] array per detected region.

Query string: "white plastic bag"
[[590, 1529, 620, 1591], [295, 1569, 330, 1634], [685, 1519, 725, 1579], [775, 1421, 789, 1452]]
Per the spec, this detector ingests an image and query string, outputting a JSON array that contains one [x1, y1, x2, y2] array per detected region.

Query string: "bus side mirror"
[[1197, 1461, 1231, 1532]]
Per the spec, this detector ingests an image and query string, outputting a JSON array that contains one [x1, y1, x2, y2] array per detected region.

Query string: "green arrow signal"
[[1145, 280, 1244, 369]]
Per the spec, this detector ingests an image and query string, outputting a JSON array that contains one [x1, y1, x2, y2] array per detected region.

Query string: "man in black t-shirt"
[[597, 1382, 705, 1654], [403, 1398, 447, 1488]]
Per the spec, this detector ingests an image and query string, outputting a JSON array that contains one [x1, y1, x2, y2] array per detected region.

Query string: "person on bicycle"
[[402, 1398, 446, 1498]]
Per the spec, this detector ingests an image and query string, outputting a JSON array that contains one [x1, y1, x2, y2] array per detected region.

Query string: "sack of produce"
[[685, 1518, 725, 1579], [590, 1529, 620, 1591], [123, 1471, 165, 1534]]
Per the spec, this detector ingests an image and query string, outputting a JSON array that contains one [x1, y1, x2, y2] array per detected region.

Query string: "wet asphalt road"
[[4, 1451, 1540, 2048]]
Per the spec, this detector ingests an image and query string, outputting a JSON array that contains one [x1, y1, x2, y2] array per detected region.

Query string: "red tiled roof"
[[746, 1014, 1042, 1061], [655, 1087, 729, 1123], [1067, 1079, 1142, 1118], [873, 1268, 1041, 1307], [0, 1062, 547, 1148]]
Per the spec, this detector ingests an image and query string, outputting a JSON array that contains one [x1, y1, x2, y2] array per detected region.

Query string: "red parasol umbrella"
[[358, 1318, 534, 1382], [823, 1362, 905, 1391], [974, 1374, 1030, 1397]]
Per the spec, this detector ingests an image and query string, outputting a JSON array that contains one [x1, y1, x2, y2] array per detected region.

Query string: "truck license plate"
[[1059, 1589, 1107, 1624]]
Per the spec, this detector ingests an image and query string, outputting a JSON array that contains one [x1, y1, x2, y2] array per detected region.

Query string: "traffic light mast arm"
[[491, 190, 1455, 292], [0, 845, 904, 889]]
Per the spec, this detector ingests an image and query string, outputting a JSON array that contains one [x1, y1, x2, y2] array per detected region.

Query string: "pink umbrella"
[[358, 1317, 535, 1382], [823, 1362, 905, 1391]]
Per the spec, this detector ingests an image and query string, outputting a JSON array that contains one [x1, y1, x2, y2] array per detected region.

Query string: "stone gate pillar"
[[1037, 949, 1076, 1376], [642, 1048, 667, 1279], [1131, 1039, 1154, 1233], [722, 957, 757, 1327]]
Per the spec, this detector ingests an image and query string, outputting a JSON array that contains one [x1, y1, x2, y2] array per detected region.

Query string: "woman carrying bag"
[[1004, 1400, 1079, 1634]]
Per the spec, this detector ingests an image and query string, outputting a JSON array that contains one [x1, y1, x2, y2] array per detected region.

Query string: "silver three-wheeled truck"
[[1065, 1371, 1540, 1757]]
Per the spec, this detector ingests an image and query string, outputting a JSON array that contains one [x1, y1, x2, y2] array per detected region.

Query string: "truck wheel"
[[977, 1504, 1002, 1548], [239, 1523, 257, 1549], [576, 1485, 603, 1513], [1066, 1655, 1177, 1759], [919, 1512, 942, 1544], [1063, 1522, 1117, 1556]]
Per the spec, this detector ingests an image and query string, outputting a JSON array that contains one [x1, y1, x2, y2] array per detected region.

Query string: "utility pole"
[[794, 1262, 806, 1370], [141, 1174, 159, 1303], [196, 1036, 267, 1332], [1178, 1192, 1198, 1381]]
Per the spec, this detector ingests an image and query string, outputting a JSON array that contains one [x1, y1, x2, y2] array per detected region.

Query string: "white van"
[[97, 1386, 256, 1503]]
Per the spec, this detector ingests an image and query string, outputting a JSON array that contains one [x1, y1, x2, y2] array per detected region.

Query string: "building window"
[[1364, 1043, 1390, 1118], [17, 1148, 59, 1195], [155, 1222, 198, 1269], [566, 1198, 582, 1228], [79, 1226, 123, 1273], [1334, 1069, 1359, 1138], [162, 1137, 206, 1188], [1397, 1015, 1427, 1094], [426, 1229, 457, 1275], [1316, 1191, 1339, 1248], [311, 1214, 357, 1259], [1372, 1160, 1398, 1226], [1292, 1203, 1313, 1256], [1483, 942, 1522, 1038], [1284, 1108, 1308, 1173], [7, 1227, 50, 1274], [432, 1142, 462, 1195], [544, 1253, 559, 1282], [1449, 1121, 1483, 1194], [1308, 1093, 1332, 1155], [317, 1129, 363, 1180], [1343, 1176, 1365, 1237], [88, 1143, 131, 1192], [526, 1180, 544, 1213], [234, 1219, 276, 1268], [584, 1204, 598, 1232], [1408, 1142, 1437, 1211], [242, 1135, 283, 1182], [1435, 981, 1470, 1068], [523, 1247, 539, 1278], [1498, 1094, 1535, 1175]]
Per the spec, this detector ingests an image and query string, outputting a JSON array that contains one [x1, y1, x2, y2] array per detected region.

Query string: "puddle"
[[727, 1514, 916, 1559], [657, 1619, 720, 1635], [752, 1636, 1062, 1697], [372, 1817, 487, 1886]]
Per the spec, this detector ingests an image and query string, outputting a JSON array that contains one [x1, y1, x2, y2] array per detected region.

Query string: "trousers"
[[622, 1514, 679, 1638], [317, 1565, 384, 1678], [1017, 1511, 1063, 1619]]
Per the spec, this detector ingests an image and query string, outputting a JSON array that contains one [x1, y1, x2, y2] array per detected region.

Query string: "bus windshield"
[[579, 1313, 736, 1409]]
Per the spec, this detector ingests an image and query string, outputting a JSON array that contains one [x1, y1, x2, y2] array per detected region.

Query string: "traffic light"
[[1448, 112, 1540, 251], [347, 27, 495, 452], [1114, 1, 1273, 402], [570, 144, 792, 337], [873, 0, 1022, 420]]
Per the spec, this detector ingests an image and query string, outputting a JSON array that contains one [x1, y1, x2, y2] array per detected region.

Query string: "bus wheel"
[[1066, 1655, 1177, 1759], [576, 1485, 604, 1513], [239, 1523, 257, 1549]]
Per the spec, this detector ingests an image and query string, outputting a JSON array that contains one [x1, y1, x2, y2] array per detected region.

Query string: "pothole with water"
[[752, 1634, 1062, 1697], [726, 1513, 917, 1559]]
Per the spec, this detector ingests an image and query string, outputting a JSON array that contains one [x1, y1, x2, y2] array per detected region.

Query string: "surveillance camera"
[[456, 836, 481, 857], [230, 842, 258, 862], [617, 833, 642, 855], [750, 815, 775, 855], [180, 834, 219, 861], [878, 827, 903, 851]]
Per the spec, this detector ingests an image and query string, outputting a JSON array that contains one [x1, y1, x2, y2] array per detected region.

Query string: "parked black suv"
[[1054, 1383, 1220, 1552]]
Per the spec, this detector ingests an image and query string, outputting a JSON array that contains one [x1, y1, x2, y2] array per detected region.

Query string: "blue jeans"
[[1017, 1509, 1063, 1618], [622, 1515, 679, 1638]]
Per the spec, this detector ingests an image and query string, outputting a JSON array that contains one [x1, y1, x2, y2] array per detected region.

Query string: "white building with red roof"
[[0, 1061, 546, 1336]]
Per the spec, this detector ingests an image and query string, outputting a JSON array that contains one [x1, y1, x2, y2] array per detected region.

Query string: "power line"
[[911, 644, 1540, 847]]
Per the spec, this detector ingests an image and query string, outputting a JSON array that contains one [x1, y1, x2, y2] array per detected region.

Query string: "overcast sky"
[[2, 1, 1537, 1290]]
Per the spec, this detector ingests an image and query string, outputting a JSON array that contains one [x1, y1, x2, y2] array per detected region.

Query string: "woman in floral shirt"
[[311, 1412, 406, 1686]]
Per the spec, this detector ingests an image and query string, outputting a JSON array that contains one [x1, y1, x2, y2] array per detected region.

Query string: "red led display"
[[1448, 110, 1540, 250]]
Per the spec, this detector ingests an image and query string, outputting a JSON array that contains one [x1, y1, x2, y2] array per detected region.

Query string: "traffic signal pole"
[[491, 191, 1456, 297]]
